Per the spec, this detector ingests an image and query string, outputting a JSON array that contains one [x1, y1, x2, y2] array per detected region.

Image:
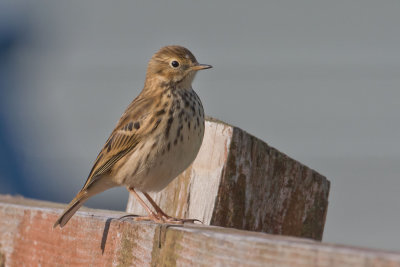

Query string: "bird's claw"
[[118, 213, 202, 224]]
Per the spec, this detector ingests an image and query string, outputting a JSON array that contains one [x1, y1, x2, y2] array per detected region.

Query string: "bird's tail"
[[53, 178, 116, 228], [53, 190, 89, 228]]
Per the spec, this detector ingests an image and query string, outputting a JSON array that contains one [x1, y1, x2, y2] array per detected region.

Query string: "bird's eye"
[[170, 60, 180, 68]]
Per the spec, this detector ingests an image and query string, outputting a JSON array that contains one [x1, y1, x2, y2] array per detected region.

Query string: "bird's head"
[[145, 45, 212, 89]]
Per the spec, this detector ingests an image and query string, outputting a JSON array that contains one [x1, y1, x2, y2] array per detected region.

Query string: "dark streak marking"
[[134, 122, 140, 129], [119, 135, 127, 146], [113, 135, 121, 149], [156, 109, 166, 116], [97, 153, 103, 163], [151, 118, 162, 133], [165, 117, 174, 138], [106, 137, 114, 152]]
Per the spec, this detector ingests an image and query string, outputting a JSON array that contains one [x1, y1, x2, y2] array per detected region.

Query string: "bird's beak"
[[191, 64, 212, 71]]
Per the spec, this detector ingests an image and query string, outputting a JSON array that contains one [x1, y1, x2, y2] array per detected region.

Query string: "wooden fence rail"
[[0, 195, 399, 267]]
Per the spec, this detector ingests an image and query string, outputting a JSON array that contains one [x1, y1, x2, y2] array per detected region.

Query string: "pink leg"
[[143, 192, 202, 224], [119, 187, 163, 223]]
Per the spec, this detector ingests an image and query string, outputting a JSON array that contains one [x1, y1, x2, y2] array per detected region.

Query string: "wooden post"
[[127, 117, 330, 241]]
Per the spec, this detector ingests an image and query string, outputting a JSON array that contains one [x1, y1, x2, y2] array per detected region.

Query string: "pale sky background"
[[1, 0, 399, 251]]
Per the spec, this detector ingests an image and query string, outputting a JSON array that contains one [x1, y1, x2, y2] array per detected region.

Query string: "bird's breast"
[[113, 88, 205, 192]]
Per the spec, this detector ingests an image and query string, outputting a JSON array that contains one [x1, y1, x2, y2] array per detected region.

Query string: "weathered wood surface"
[[127, 117, 330, 241], [1, 195, 399, 267]]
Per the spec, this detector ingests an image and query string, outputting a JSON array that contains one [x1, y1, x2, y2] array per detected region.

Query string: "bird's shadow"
[[101, 218, 113, 254], [100, 215, 140, 254]]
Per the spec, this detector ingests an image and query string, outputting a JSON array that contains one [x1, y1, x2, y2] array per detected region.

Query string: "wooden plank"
[[1, 195, 399, 267], [127, 117, 330, 240]]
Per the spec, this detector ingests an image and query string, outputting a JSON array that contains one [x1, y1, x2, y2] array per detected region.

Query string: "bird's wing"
[[82, 94, 157, 189]]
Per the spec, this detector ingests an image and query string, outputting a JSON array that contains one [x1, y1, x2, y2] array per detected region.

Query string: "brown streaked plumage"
[[54, 45, 212, 228]]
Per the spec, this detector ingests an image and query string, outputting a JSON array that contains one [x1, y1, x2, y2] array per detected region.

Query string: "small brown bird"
[[54, 45, 211, 228]]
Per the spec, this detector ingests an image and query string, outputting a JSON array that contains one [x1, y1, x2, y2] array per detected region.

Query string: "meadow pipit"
[[54, 45, 211, 228]]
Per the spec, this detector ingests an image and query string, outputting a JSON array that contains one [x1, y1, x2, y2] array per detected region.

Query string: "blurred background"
[[1, 0, 399, 251]]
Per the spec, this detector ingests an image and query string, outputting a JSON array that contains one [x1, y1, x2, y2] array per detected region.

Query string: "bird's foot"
[[163, 217, 202, 224], [122, 188, 202, 224], [155, 212, 203, 224], [118, 213, 165, 224], [118, 213, 202, 224]]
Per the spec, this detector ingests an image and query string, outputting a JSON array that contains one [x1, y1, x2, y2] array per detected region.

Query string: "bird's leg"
[[119, 187, 163, 223], [143, 192, 169, 218], [143, 192, 202, 224]]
